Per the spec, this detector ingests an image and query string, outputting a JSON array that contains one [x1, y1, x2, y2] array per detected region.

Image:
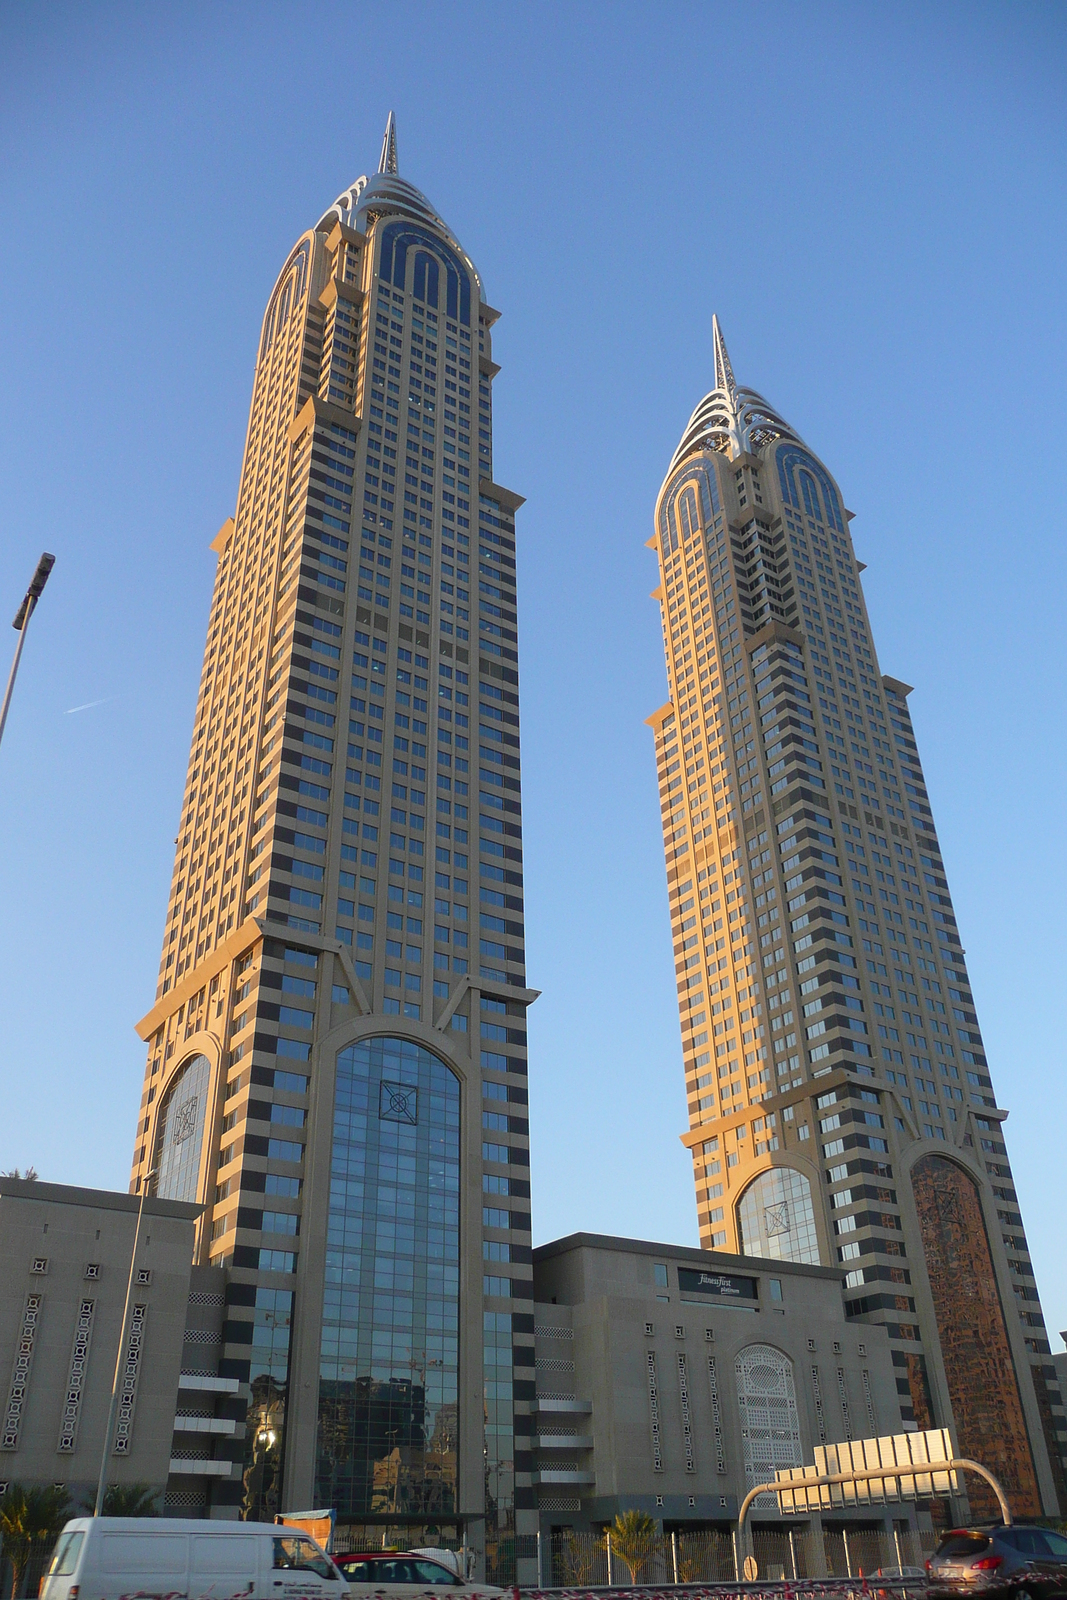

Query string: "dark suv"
[[927, 1527, 1067, 1598]]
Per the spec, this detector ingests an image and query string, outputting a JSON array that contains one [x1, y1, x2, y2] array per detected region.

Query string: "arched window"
[[315, 1037, 461, 1520], [152, 1053, 210, 1204], [737, 1167, 822, 1265], [735, 1344, 803, 1503], [657, 457, 723, 558]]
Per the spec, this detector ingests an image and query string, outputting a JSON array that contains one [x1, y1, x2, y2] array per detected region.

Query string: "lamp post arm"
[[0, 610, 31, 750], [0, 553, 55, 752]]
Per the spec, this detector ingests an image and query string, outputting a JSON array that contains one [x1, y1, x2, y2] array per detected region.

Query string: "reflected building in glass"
[[128, 118, 537, 1576], [647, 318, 1066, 1517], [315, 1038, 460, 1520]]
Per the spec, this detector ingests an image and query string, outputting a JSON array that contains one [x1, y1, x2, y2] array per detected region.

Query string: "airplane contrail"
[[65, 696, 116, 715]]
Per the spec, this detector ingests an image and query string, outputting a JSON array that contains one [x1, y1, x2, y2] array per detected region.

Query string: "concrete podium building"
[[530, 1233, 903, 1536], [646, 319, 1066, 1518], [0, 1178, 242, 1514], [125, 118, 534, 1577]]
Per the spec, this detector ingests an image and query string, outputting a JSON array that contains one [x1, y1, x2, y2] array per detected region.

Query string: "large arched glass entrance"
[[315, 1036, 460, 1521]]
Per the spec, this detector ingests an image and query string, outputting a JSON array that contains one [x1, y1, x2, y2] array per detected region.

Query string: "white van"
[[41, 1518, 346, 1600]]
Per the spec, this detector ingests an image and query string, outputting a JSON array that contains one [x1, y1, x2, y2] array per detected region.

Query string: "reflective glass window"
[[736, 1167, 822, 1265], [153, 1052, 210, 1203], [315, 1036, 460, 1517]]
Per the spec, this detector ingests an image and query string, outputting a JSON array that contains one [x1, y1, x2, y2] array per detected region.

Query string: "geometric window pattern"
[[112, 1302, 148, 1455], [737, 1167, 822, 1266], [735, 1343, 803, 1506], [1, 1292, 43, 1451], [56, 1298, 96, 1454], [379, 1081, 418, 1125]]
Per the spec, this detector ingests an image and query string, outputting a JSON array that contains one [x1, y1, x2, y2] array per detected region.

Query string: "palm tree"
[[607, 1511, 662, 1584], [559, 1530, 599, 1586], [85, 1484, 160, 1518], [0, 1484, 71, 1600]]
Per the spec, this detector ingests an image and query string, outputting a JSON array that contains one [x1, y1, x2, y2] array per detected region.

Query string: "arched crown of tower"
[[315, 112, 484, 301], [668, 315, 802, 473]]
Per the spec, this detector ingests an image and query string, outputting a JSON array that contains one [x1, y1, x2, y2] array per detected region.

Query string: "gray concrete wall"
[[533, 1234, 901, 1531], [0, 1179, 199, 1506]]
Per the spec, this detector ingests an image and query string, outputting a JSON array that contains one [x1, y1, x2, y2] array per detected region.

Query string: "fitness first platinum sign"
[[678, 1267, 758, 1300]]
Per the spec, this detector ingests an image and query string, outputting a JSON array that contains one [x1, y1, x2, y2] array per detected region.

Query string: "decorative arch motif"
[[315, 1035, 461, 1519], [775, 444, 845, 532], [311, 120, 485, 304], [657, 456, 723, 559], [736, 1167, 822, 1265], [663, 317, 801, 477], [260, 238, 311, 359], [735, 1343, 803, 1504], [378, 221, 471, 325], [152, 1052, 210, 1204]]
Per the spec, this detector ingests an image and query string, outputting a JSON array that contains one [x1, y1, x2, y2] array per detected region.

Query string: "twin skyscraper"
[[127, 117, 1065, 1560]]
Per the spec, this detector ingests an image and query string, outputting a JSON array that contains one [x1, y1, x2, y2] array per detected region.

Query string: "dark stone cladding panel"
[[912, 1153, 1043, 1519]]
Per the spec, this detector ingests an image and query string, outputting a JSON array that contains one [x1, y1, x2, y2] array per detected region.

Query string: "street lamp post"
[[0, 552, 55, 750], [94, 1169, 157, 1516]]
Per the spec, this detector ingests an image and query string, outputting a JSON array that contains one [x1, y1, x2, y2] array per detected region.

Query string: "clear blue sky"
[[2, 3, 1066, 1342]]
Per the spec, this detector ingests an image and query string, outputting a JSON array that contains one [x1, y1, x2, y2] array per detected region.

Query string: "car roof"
[[944, 1525, 1043, 1535], [63, 1519, 281, 1535], [337, 1552, 445, 1561]]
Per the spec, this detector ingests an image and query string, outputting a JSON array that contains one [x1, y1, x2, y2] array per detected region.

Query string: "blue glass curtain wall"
[[316, 1037, 461, 1519]]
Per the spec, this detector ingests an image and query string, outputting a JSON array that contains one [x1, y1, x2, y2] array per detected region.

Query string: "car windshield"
[[273, 1538, 334, 1579], [49, 1534, 84, 1577], [412, 1562, 458, 1584], [937, 1536, 990, 1558]]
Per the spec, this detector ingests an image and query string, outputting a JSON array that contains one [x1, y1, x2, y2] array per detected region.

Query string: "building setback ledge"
[[168, 1459, 236, 1478], [532, 1470, 597, 1486], [178, 1372, 241, 1394]]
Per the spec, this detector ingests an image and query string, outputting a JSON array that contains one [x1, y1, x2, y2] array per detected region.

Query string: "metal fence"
[[545, 1525, 937, 1588], [520, 1585, 928, 1600], [1, 1543, 60, 1600]]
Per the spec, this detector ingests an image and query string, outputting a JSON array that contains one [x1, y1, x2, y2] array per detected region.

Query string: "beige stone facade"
[[125, 125, 535, 1575], [647, 322, 1066, 1517]]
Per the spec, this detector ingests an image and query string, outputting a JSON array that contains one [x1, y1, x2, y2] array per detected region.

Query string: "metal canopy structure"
[[737, 1428, 1012, 1573], [778, 1427, 961, 1511]]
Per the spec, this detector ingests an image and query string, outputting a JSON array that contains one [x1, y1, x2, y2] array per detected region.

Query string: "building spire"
[[666, 316, 802, 473], [378, 111, 398, 176], [712, 314, 736, 397]]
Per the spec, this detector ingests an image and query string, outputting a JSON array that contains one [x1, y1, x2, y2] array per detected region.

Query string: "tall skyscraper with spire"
[[648, 319, 1066, 1518], [129, 119, 537, 1572]]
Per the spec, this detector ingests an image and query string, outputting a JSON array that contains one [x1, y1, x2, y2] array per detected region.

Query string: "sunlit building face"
[[648, 317, 1066, 1519], [128, 119, 538, 1577]]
